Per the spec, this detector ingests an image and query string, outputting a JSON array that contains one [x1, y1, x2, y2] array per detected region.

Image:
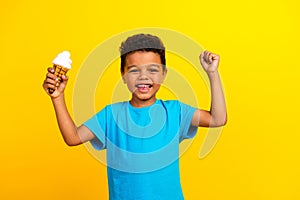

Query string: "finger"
[[205, 50, 210, 56], [45, 82, 56, 89], [203, 50, 208, 59], [43, 81, 57, 92], [212, 54, 220, 61], [45, 77, 59, 86], [205, 51, 211, 61], [43, 81, 59, 92], [207, 52, 213, 63], [204, 51, 210, 63], [58, 75, 69, 90], [200, 51, 205, 63], [59, 75, 68, 86], [45, 76, 59, 87], [45, 77, 56, 84], [46, 72, 58, 80], [61, 74, 68, 81], [47, 67, 55, 73]]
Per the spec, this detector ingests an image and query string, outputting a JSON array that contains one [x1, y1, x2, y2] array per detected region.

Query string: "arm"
[[191, 51, 227, 127], [43, 67, 95, 146]]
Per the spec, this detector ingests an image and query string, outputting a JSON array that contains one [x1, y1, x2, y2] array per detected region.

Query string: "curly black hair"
[[120, 34, 166, 73]]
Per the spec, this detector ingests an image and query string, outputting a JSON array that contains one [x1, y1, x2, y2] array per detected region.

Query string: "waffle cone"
[[48, 64, 69, 94]]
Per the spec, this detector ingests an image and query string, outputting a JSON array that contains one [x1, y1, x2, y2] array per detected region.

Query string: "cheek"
[[152, 75, 165, 84], [123, 76, 136, 90], [122, 73, 132, 83]]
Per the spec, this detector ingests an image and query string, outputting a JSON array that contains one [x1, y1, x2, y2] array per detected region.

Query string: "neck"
[[130, 97, 157, 108]]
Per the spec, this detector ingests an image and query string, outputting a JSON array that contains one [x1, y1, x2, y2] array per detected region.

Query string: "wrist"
[[207, 70, 219, 77], [51, 94, 65, 103]]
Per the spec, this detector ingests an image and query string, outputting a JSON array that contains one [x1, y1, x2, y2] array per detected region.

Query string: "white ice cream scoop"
[[52, 51, 72, 69]]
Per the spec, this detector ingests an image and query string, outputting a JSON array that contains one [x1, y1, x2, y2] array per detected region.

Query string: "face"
[[122, 51, 167, 107]]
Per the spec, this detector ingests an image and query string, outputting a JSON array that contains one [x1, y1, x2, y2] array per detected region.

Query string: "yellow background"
[[1, 0, 300, 199]]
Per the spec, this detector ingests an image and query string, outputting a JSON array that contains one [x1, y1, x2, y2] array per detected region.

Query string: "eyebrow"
[[126, 64, 161, 69]]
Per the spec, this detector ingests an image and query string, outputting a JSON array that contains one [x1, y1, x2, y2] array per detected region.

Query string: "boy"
[[43, 34, 227, 199]]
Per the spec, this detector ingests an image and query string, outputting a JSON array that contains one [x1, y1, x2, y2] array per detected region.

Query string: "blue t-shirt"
[[84, 99, 198, 200]]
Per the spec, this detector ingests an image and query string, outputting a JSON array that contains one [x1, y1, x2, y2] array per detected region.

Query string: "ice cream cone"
[[48, 64, 69, 94], [48, 51, 72, 94]]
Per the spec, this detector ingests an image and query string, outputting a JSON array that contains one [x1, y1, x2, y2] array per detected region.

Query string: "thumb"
[[199, 51, 207, 68], [58, 75, 69, 90], [61, 74, 69, 82]]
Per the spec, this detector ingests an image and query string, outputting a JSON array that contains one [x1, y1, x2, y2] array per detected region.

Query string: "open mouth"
[[136, 84, 153, 89], [135, 84, 153, 93]]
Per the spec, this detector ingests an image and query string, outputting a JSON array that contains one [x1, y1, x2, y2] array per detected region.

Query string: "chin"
[[133, 93, 155, 102]]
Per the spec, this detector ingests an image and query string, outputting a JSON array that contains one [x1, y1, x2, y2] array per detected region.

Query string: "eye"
[[149, 68, 159, 73], [129, 69, 139, 73]]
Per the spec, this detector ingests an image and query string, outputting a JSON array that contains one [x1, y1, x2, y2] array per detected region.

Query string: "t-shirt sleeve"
[[179, 101, 198, 142], [83, 107, 107, 150]]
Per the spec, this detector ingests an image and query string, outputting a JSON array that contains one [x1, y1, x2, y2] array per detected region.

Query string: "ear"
[[121, 72, 126, 84], [161, 68, 168, 83]]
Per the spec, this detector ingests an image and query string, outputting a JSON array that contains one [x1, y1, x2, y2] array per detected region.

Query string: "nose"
[[138, 69, 149, 80]]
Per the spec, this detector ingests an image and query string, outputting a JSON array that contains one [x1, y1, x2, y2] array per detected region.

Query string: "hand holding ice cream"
[[43, 51, 72, 97]]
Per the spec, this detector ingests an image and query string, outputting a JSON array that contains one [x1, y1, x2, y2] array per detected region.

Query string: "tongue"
[[137, 85, 151, 92]]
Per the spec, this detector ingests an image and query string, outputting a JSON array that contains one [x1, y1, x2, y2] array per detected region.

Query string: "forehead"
[[125, 51, 161, 67]]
